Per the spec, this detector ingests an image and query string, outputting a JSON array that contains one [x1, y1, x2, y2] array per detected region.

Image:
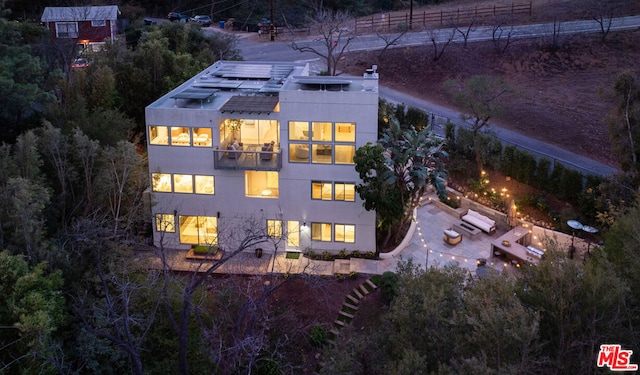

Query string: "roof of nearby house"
[[41, 6, 119, 22]]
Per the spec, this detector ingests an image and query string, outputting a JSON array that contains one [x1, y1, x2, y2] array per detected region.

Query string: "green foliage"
[[308, 325, 328, 348], [608, 70, 640, 177], [379, 271, 399, 304]]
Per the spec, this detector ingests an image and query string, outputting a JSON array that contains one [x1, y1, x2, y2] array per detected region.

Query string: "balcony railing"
[[213, 146, 282, 171]]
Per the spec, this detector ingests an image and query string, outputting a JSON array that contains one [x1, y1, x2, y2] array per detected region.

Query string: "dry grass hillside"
[[343, 0, 640, 166]]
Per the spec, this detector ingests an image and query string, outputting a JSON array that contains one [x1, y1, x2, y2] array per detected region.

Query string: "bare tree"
[[491, 16, 516, 55], [450, 16, 477, 49], [426, 26, 456, 62], [290, 9, 355, 76], [586, 0, 618, 43], [375, 31, 407, 58]]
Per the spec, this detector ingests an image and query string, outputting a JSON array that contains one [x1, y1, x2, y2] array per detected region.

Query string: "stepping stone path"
[[316, 278, 379, 373], [329, 278, 378, 343]]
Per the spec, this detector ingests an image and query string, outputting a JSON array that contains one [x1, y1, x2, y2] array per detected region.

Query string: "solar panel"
[[171, 89, 217, 100], [220, 95, 279, 114]]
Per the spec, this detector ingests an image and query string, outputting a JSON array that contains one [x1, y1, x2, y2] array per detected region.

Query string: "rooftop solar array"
[[220, 95, 280, 114]]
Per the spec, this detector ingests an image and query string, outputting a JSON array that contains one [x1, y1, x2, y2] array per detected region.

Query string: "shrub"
[[379, 271, 399, 305], [308, 325, 327, 348], [193, 245, 218, 254]]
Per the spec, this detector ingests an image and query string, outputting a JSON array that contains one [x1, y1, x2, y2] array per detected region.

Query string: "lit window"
[[334, 183, 355, 201], [173, 174, 193, 193], [155, 214, 175, 232], [171, 127, 190, 146], [289, 143, 309, 162], [195, 175, 214, 194], [311, 144, 332, 164], [152, 173, 172, 192], [334, 145, 355, 164], [312, 181, 332, 200], [267, 220, 282, 238], [149, 126, 169, 145], [311, 222, 332, 242], [287, 221, 299, 247], [312, 122, 332, 141], [193, 128, 212, 147], [179, 216, 217, 245], [334, 224, 355, 243], [289, 121, 309, 140], [335, 123, 355, 142], [245, 171, 279, 198]]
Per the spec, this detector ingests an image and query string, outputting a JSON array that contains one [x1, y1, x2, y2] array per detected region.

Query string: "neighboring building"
[[145, 60, 379, 254], [41, 5, 119, 52]]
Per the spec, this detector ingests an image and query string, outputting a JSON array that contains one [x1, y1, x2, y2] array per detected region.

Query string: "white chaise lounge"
[[461, 209, 496, 234]]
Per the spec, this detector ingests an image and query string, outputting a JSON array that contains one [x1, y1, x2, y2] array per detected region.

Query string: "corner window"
[[152, 173, 172, 192], [335, 123, 355, 142], [149, 126, 169, 145]]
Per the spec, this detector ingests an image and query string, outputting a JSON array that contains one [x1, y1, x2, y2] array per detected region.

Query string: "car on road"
[[190, 15, 212, 27], [167, 12, 188, 22]]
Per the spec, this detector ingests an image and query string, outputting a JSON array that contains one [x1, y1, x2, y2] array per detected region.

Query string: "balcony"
[[213, 145, 282, 171]]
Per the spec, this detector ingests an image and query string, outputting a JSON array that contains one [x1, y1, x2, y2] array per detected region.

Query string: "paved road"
[[234, 16, 635, 176]]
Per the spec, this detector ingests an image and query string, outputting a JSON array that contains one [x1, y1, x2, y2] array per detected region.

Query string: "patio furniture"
[[443, 228, 462, 245], [461, 209, 496, 234]]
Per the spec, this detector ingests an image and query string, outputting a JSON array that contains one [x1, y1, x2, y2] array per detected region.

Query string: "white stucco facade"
[[145, 61, 379, 254]]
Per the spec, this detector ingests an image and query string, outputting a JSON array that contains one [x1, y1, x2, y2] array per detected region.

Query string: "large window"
[[311, 222, 332, 242], [334, 224, 355, 243], [267, 219, 282, 238], [179, 216, 217, 245], [193, 128, 212, 147], [148, 126, 212, 147], [287, 221, 300, 247], [245, 171, 278, 198], [219, 119, 279, 146], [56, 22, 78, 38], [288, 121, 355, 164], [152, 173, 214, 194], [155, 214, 175, 232]]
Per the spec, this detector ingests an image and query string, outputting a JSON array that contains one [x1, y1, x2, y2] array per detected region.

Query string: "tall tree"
[[354, 117, 447, 250], [444, 75, 512, 177]]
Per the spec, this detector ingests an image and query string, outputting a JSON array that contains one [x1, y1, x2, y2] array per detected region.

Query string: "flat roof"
[[220, 95, 279, 114]]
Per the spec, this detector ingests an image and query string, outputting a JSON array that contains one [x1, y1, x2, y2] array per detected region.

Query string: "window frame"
[[311, 222, 332, 242], [334, 223, 356, 243], [155, 214, 175, 232]]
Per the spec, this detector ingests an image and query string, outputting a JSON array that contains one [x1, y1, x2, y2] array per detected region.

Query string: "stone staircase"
[[327, 278, 378, 345]]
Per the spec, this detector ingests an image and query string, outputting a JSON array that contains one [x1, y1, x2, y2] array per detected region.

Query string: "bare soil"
[[343, 30, 640, 167]]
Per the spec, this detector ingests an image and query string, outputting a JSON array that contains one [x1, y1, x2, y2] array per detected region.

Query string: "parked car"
[[190, 15, 212, 27], [71, 57, 91, 69], [167, 12, 188, 22]]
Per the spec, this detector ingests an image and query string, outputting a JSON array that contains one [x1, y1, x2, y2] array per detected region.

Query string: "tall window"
[[311, 222, 332, 242], [179, 216, 217, 245], [334, 224, 355, 243], [245, 171, 278, 198], [155, 214, 175, 232], [267, 220, 282, 238], [287, 221, 300, 247]]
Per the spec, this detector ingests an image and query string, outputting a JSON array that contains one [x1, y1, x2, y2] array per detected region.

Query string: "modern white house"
[[145, 60, 379, 255]]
